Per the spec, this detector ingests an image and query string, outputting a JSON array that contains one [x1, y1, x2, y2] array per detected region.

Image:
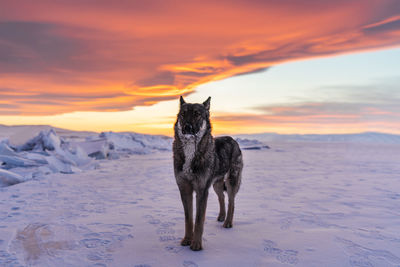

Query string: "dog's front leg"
[[191, 188, 209, 251], [179, 181, 193, 246]]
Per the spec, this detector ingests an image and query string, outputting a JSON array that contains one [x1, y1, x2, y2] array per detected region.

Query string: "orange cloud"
[[1, 0, 400, 115]]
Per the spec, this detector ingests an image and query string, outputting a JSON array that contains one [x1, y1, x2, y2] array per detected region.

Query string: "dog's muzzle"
[[183, 123, 196, 135]]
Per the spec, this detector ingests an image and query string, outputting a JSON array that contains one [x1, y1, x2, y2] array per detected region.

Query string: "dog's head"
[[175, 96, 211, 139]]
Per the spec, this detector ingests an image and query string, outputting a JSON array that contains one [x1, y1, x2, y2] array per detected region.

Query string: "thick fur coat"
[[173, 96, 243, 251]]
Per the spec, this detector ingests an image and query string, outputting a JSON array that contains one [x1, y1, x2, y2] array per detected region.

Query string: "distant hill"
[[234, 132, 400, 144]]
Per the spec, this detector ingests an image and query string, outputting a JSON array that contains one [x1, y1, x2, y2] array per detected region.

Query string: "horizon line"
[[1, 123, 399, 137]]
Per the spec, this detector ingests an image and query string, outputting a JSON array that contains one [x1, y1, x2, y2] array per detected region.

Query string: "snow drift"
[[0, 169, 23, 187], [0, 128, 175, 187], [234, 138, 270, 150], [97, 131, 173, 155], [0, 129, 94, 187]]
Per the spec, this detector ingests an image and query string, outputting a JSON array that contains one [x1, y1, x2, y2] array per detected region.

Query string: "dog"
[[173, 96, 243, 251]]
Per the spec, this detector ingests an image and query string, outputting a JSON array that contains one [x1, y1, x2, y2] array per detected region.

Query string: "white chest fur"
[[177, 120, 207, 175], [182, 139, 196, 173]]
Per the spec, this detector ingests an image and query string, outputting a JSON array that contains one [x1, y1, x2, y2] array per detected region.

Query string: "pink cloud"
[[0, 0, 399, 115]]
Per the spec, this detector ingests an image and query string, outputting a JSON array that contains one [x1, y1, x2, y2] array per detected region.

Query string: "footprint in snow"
[[156, 228, 175, 235], [148, 219, 161, 225], [144, 215, 161, 225], [86, 250, 112, 262], [88, 263, 107, 267], [280, 218, 293, 230], [277, 250, 299, 264], [349, 255, 373, 267], [183, 260, 198, 267], [0, 249, 21, 266], [160, 222, 176, 227], [159, 235, 178, 242], [81, 238, 111, 248], [263, 239, 299, 265], [165, 245, 184, 253], [137, 205, 153, 209], [335, 237, 400, 266]]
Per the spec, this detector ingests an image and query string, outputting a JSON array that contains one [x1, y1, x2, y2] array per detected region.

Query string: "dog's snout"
[[184, 123, 194, 134]]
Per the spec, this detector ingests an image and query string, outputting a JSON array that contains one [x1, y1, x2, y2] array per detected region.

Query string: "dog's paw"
[[217, 213, 226, 222], [190, 240, 203, 251], [181, 237, 192, 246], [223, 221, 233, 228]]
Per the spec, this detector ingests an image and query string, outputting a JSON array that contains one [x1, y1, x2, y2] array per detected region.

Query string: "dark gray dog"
[[173, 96, 243, 251]]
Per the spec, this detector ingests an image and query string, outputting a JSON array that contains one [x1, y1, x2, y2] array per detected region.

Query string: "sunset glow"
[[1, 0, 400, 135]]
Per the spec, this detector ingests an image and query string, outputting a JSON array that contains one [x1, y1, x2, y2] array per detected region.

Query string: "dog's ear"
[[180, 96, 186, 107], [203, 97, 211, 110]]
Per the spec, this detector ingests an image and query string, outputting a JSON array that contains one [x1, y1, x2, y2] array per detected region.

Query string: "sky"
[[1, 0, 400, 135]]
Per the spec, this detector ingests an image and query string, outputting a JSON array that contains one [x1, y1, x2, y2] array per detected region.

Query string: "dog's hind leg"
[[213, 178, 226, 222], [224, 182, 235, 228], [224, 162, 242, 228], [178, 181, 193, 246]]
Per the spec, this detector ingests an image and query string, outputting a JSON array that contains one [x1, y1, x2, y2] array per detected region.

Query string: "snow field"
[[0, 141, 399, 266]]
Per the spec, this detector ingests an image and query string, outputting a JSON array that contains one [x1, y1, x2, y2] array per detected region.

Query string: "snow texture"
[[0, 126, 399, 266]]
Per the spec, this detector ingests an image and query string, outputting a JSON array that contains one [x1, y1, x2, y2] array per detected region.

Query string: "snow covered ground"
[[1, 126, 400, 266]]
